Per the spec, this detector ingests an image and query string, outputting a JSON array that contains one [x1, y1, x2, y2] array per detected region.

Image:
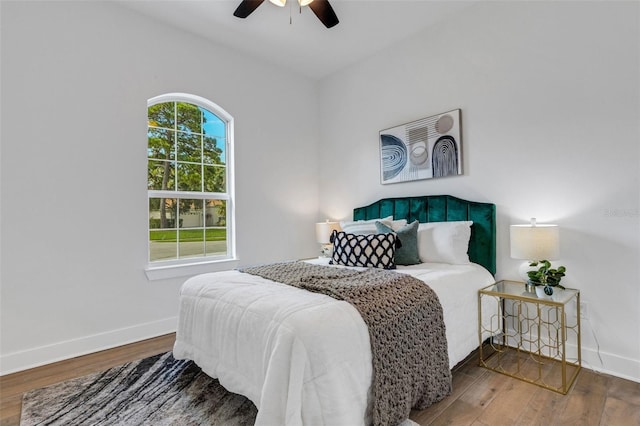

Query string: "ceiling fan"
[[233, 0, 339, 29]]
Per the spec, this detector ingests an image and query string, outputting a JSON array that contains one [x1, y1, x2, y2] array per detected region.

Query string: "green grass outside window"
[[150, 228, 226, 242]]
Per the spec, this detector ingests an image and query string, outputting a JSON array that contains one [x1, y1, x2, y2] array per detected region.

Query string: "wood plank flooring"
[[0, 334, 176, 426], [413, 352, 640, 426], [1, 333, 638, 425]]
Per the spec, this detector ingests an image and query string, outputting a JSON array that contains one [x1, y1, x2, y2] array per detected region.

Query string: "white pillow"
[[417, 221, 473, 264], [340, 216, 407, 235]]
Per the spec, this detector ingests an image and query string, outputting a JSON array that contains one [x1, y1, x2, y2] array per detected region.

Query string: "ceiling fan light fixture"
[[234, 0, 338, 28]]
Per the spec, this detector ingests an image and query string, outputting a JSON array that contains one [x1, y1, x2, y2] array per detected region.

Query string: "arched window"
[[147, 94, 234, 268]]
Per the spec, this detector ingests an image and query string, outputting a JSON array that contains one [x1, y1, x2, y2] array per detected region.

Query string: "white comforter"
[[173, 259, 495, 426]]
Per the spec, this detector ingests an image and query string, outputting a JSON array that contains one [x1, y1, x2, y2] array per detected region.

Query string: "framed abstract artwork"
[[379, 109, 462, 184]]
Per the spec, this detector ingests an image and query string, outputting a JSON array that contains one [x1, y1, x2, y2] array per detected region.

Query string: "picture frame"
[[379, 109, 462, 184]]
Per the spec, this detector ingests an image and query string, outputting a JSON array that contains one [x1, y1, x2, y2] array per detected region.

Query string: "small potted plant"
[[527, 260, 566, 297]]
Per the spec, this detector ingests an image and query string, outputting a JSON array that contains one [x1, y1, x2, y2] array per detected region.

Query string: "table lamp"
[[510, 218, 560, 292], [315, 221, 341, 257]]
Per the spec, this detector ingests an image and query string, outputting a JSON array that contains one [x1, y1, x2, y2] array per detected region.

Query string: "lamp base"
[[518, 261, 536, 282], [319, 244, 333, 257]]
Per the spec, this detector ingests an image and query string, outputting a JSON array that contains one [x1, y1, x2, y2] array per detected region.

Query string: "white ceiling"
[[119, 0, 479, 80]]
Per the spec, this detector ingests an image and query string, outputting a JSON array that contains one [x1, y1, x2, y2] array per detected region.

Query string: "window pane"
[[205, 199, 227, 256], [149, 197, 178, 261], [148, 102, 175, 129], [205, 228, 227, 256], [179, 199, 204, 228], [178, 230, 205, 259], [148, 160, 175, 190], [177, 199, 204, 258], [176, 102, 202, 134], [149, 231, 177, 261], [177, 163, 202, 191], [205, 199, 226, 226], [203, 136, 225, 165], [177, 131, 201, 163], [149, 198, 178, 229], [204, 165, 226, 193], [148, 128, 175, 160], [202, 109, 225, 137]]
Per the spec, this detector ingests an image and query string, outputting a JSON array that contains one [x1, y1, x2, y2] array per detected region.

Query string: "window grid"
[[148, 94, 233, 265]]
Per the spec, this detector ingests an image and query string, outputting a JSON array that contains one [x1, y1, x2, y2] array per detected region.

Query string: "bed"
[[173, 195, 497, 426]]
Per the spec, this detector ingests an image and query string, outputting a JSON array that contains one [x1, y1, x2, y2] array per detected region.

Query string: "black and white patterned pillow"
[[329, 230, 398, 269]]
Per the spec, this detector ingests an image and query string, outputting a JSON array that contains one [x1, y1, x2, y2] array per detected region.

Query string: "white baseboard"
[[3, 317, 638, 384], [0, 317, 177, 376], [581, 345, 640, 383], [498, 327, 639, 384]]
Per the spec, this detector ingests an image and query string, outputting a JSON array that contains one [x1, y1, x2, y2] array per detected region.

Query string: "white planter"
[[535, 285, 553, 299]]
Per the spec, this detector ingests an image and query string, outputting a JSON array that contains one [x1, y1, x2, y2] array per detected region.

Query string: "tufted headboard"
[[353, 195, 496, 275]]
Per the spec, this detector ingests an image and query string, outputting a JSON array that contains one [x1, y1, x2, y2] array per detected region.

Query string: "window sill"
[[145, 258, 239, 281]]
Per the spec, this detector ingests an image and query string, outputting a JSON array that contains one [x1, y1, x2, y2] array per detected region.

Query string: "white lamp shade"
[[315, 221, 341, 244], [510, 224, 560, 261], [299, 0, 314, 6]]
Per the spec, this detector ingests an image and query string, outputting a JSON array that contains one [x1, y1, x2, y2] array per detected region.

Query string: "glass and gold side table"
[[478, 280, 581, 394]]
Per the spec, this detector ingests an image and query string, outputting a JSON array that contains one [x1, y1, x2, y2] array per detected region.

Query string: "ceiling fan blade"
[[233, 0, 266, 18], [308, 0, 339, 28]]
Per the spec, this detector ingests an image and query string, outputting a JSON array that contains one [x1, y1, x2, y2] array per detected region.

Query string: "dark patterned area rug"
[[20, 352, 257, 425]]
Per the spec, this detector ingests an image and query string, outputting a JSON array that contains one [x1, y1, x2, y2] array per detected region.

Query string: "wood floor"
[[413, 352, 640, 426], [0, 334, 176, 426], [1, 333, 638, 426]]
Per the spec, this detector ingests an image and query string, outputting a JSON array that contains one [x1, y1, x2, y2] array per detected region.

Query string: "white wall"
[[0, 1, 319, 373], [318, 1, 640, 381], [2, 0, 639, 383]]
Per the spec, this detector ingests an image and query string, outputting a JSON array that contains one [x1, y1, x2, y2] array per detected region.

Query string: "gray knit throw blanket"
[[239, 261, 452, 426]]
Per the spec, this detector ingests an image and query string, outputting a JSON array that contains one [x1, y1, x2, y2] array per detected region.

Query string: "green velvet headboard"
[[353, 195, 496, 275]]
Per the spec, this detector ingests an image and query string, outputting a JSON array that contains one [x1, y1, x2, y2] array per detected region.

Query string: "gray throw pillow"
[[375, 220, 420, 266]]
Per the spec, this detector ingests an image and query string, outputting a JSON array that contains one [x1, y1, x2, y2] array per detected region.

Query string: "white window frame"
[[145, 93, 237, 280]]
